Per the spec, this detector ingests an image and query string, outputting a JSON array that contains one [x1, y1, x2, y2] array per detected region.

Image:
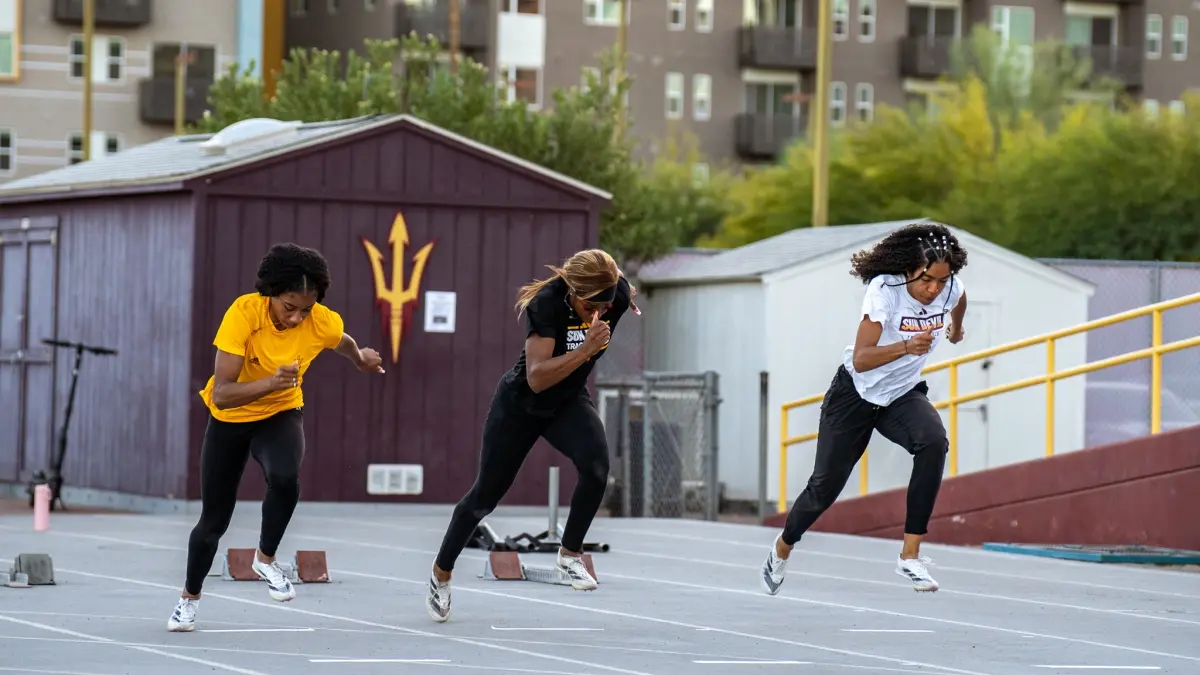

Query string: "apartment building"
[[0, 0, 284, 185], [284, 0, 1196, 169]]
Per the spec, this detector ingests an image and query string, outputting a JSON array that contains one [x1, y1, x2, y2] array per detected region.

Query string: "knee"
[[265, 470, 300, 497], [912, 429, 949, 456], [578, 450, 610, 489]]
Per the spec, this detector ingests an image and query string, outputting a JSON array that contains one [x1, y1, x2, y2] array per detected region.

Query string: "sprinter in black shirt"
[[426, 248, 638, 623]]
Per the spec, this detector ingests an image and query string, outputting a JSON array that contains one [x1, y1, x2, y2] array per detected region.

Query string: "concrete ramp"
[[764, 425, 1200, 551]]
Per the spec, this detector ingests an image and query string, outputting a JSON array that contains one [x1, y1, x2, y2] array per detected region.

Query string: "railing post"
[[1046, 337, 1056, 457], [1152, 309, 1163, 434], [859, 448, 869, 495], [758, 371, 769, 518], [949, 363, 958, 476], [777, 405, 788, 513]]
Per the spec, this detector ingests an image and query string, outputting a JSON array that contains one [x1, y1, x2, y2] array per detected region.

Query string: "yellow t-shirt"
[[198, 293, 345, 423]]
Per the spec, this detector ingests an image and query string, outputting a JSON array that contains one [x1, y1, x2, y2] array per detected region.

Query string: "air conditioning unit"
[[366, 464, 424, 496]]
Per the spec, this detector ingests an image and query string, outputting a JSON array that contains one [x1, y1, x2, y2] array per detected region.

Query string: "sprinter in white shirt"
[[761, 222, 968, 594]]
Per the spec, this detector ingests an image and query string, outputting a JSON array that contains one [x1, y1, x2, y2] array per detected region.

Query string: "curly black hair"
[[254, 243, 331, 302], [849, 222, 968, 284]]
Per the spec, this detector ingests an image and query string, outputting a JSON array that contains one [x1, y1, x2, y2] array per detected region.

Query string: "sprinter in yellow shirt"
[[168, 243, 383, 633]]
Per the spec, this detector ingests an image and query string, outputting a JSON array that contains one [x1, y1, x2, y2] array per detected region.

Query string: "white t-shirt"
[[841, 273, 966, 407]]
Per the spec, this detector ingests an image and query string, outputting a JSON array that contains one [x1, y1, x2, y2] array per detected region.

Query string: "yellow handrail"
[[777, 291, 1200, 513]]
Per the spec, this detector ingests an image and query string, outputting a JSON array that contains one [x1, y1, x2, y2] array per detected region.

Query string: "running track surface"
[[1, 504, 1198, 675]]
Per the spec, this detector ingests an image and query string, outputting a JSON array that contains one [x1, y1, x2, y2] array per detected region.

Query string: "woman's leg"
[[762, 366, 876, 596], [247, 408, 306, 602], [427, 394, 546, 622], [541, 394, 610, 589], [170, 416, 253, 631], [874, 382, 948, 592]]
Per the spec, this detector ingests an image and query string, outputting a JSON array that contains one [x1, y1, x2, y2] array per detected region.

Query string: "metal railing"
[[777, 291, 1200, 513]]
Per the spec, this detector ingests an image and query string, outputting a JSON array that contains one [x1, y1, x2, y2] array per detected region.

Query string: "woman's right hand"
[[269, 362, 300, 391]]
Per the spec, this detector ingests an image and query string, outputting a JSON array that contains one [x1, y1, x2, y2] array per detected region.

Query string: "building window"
[[666, 71, 684, 119], [855, 83, 874, 123], [692, 74, 711, 121], [152, 43, 217, 82], [364, 0, 376, 10], [290, 0, 308, 17], [584, 0, 625, 26], [1143, 99, 1159, 118], [831, 81, 846, 127], [908, 3, 959, 40], [668, 0, 684, 30], [502, 66, 540, 107], [510, 0, 540, 13], [0, 128, 12, 173], [69, 35, 125, 82], [833, 0, 848, 40], [992, 6, 1035, 47], [68, 131, 120, 164], [1146, 14, 1162, 59], [0, 0, 16, 79], [1172, 16, 1188, 60], [691, 163, 709, 188], [695, 0, 712, 32], [327, 0, 339, 14], [1169, 100, 1185, 115], [859, 0, 875, 42]]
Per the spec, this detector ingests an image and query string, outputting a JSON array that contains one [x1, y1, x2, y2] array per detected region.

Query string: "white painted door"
[[945, 300, 996, 476]]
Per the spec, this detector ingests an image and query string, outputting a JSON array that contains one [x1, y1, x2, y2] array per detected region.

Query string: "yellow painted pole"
[[859, 448, 869, 495], [448, 0, 460, 76], [949, 363, 958, 476], [614, 0, 628, 144], [777, 408, 788, 513], [82, 0, 94, 161], [174, 52, 188, 135], [811, 0, 832, 227], [1151, 309, 1162, 433], [1045, 338, 1056, 456]]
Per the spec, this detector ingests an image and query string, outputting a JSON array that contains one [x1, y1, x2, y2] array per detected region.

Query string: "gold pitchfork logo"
[[362, 213, 435, 363]]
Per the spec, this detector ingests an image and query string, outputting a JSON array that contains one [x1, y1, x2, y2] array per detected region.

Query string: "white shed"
[[637, 220, 1096, 507]]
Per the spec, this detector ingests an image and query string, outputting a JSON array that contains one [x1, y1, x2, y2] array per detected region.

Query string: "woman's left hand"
[[947, 323, 965, 344], [357, 347, 385, 374]]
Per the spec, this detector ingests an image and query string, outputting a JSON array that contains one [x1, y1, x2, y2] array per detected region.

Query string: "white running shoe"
[[252, 555, 297, 602], [556, 552, 598, 590], [761, 535, 788, 595], [427, 569, 452, 623], [166, 596, 198, 632], [895, 555, 939, 592]]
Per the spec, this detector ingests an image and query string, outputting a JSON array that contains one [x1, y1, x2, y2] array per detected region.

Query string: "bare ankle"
[[256, 549, 275, 564], [181, 591, 200, 600], [433, 564, 451, 583], [559, 547, 581, 558], [775, 536, 792, 559]]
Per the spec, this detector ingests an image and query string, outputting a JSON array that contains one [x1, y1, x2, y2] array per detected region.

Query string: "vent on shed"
[[198, 118, 301, 155], [366, 464, 424, 496]]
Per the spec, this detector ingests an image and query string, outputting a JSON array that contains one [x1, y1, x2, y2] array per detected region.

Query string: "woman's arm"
[[333, 333, 384, 373], [851, 317, 910, 373], [525, 334, 598, 393], [210, 350, 290, 410]]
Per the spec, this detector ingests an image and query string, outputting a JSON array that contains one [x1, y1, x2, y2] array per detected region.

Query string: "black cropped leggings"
[[781, 365, 949, 545], [435, 390, 611, 572], [184, 408, 305, 595]]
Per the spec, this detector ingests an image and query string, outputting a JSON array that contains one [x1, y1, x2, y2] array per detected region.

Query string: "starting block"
[[479, 551, 598, 588], [7, 553, 54, 587], [220, 548, 331, 583]]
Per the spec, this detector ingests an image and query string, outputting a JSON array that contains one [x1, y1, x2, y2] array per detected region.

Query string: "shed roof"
[[639, 219, 1095, 294], [0, 114, 613, 203]]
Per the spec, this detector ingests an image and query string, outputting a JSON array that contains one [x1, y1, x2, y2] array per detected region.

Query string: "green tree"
[[193, 36, 699, 264]]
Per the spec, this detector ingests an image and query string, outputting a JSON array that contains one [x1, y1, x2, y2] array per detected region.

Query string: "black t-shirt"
[[500, 275, 632, 415]]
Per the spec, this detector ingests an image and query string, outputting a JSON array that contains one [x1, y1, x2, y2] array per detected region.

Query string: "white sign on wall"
[[424, 291, 457, 333]]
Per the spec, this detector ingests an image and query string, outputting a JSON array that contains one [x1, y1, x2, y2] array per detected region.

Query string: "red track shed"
[[0, 114, 611, 509]]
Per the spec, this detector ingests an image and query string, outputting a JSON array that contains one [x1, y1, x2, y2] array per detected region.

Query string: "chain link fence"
[[1041, 259, 1200, 448], [596, 371, 721, 520]]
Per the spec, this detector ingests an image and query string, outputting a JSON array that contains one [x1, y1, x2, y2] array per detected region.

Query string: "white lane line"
[[491, 626, 604, 632], [840, 624, 931, 629], [0, 613, 269, 675], [0, 669, 117, 675], [693, 660, 811, 665], [0, 558, 653, 675], [1032, 662, 1161, 667], [310, 658, 450, 664], [203, 628, 317, 633], [0, 610, 315, 630]]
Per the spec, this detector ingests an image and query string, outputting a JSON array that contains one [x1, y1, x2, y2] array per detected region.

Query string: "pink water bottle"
[[33, 484, 50, 532]]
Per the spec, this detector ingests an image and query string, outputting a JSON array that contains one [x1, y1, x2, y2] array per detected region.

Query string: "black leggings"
[[435, 389, 610, 572], [184, 408, 305, 595], [782, 365, 948, 545]]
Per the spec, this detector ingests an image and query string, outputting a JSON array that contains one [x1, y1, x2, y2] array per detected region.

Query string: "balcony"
[[735, 113, 807, 160], [899, 36, 956, 79], [1072, 45, 1144, 88], [739, 25, 817, 70], [394, 0, 490, 51], [138, 77, 211, 126], [54, 0, 152, 27]]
